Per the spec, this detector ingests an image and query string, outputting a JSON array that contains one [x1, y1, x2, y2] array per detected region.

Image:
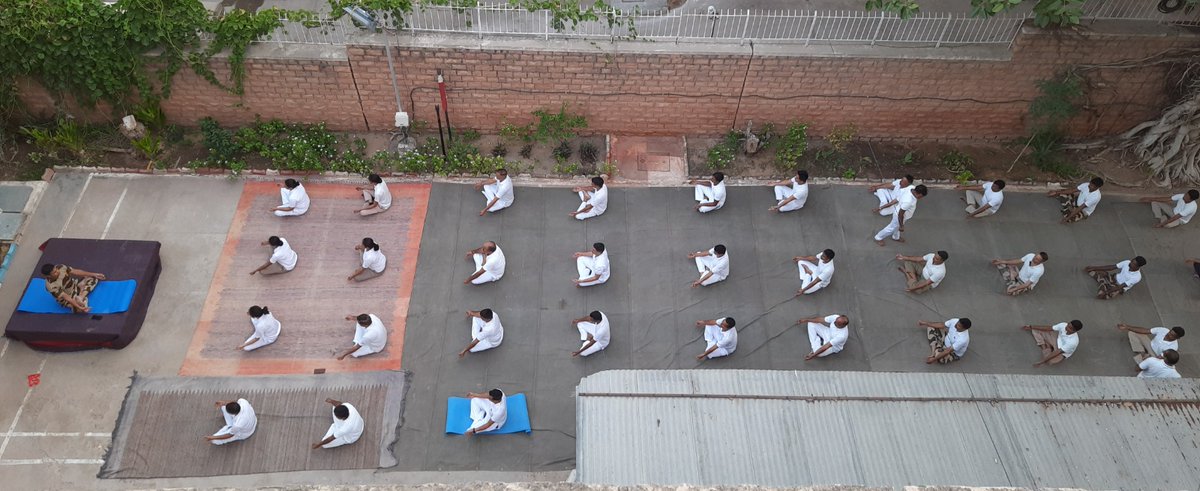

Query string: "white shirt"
[[495, 176, 515, 207], [330, 403, 365, 444], [1148, 327, 1179, 356], [361, 248, 387, 273], [1171, 194, 1197, 224], [1051, 322, 1079, 358], [921, 253, 946, 288], [707, 249, 730, 279], [823, 314, 848, 352], [1018, 253, 1045, 287], [792, 180, 809, 208], [896, 187, 918, 219], [482, 393, 508, 429], [806, 254, 834, 288], [713, 318, 738, 353], [223, 398, 257, 439], [1138, 357, 1181, 379], [587, 185, 609, 215], [358, 314, 387, 354], [943, 318, 970, 357], [285, 184, 310, 214], [484, 247, 506, 278], [251, 313, 281, 344], [476, 314, 504, 346], [981, 181, 1004, 212], [1075, 183, 1101, 216], [591, 251, 611, 282], [710, 181, 727, 206], [1114, 260, 1142, 291], [590, 312, 611, 349], [892, 179, 913, 194], [373, 182, 392, 210], [270, 238, 298, 271]]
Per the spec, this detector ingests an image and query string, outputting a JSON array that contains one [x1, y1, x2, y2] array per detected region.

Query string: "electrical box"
[[394, 111, 410, 128]]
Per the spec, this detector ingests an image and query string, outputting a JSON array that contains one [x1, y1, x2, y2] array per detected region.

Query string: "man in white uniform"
[[873, 185, 928, 246], [238, 305, 281, 351], [475, 168, 515, 216], [337, 313, 387, 360], [688, 244, 729, 287], [573, 242, 610, 287], [354, 174, 392, 217], [696, 317, 737, 360], [312, 398, 364, 449], [801, 314, 850, 360], [1023, 320, 1082, 366], [769, 169, 809, 213], [273, 179, 310, 217], [465, 389, 507, 435], [868, 174, 914, 216], [1048, 177, 1103, 223], [917, 318, 971, 364], [958, 180, 1005, 219], [205, 399, 257, 445], [571, 310, 611, 357], [991, 252, 1047, 296], [793, 249, 835, 296], [1118, 323, 1184, 363], [1085, 256, 1146, 299], [459, 309, 504, 357], [570, 176, 608, 220], [896, 251, 947, 294], [250, 236, 297, 276], [690, 172, 727, 213], [1142, 189, 1199, 229], [465, 241, 506, 285], [1138, 350, 1182, 379]]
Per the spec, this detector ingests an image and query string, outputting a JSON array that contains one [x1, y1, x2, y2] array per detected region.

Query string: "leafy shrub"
[[1028, 130, 1080, 179], [938, 149, 973, 174], [198, 117, 242, 168], [774, 122, 809, 172], [841, 167, 858, 180], [600, 160, 619, 178], [900, 151, 916, 166], [553, 140, 573, 163], [518, 143, 534, 159], [579, 141, 600, 165], [235, 119, 339, 172], [500, 122, 533, 143], [553, 162, 580, 175], [491, 142, 508, 158], [531, 104, 588, 144], [706, 131, 743, 170], [955, 170, 975, 184], [131, 134, 162, 161], [826, 123, 857, 152], [458, 128, 482, 142]]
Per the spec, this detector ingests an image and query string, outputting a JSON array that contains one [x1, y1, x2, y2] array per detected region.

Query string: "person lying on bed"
[[41, 263, 105, 314]]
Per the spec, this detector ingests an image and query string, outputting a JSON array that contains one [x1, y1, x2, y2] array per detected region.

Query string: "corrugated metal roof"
[[575, 370, 1200, 488]]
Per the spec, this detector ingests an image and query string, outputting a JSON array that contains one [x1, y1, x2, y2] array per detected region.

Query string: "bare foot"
[[894, 237, 906, 243], [875, 240, 886, 247]]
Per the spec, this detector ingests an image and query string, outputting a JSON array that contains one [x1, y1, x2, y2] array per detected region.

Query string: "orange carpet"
[[180, 181, 429, 376]]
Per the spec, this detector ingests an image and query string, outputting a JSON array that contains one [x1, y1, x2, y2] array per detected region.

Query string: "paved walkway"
[[0, 173, 1196, 489]]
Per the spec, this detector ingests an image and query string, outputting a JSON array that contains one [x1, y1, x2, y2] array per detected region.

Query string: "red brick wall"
[[17, 26, 1198, 141]]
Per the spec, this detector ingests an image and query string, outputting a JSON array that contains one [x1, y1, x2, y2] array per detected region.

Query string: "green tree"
[[863, 0, 1200, 28]]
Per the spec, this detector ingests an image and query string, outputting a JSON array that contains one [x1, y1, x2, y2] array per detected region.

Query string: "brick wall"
[[17, 25, 1198, 141]]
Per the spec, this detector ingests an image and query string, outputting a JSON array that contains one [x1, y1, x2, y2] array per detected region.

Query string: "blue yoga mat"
[[17, 279, 137, 314], [444, 393, 531, 434]]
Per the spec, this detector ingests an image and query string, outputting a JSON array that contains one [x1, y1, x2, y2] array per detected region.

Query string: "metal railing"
[[250, 0, 1200, 48]]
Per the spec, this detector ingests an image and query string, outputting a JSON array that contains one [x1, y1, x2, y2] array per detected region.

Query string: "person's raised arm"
[[1021, 324, 1052, 332], [336, 343, 361, 361], [459, 339, 481, 358], [896, 208, 908, 228], [573, 335, 596, 357], [872, 198, 898, 214], [916, 320, 943, 329], [1083, 263, 1115, 273], [1117, 323, 1151, 335]]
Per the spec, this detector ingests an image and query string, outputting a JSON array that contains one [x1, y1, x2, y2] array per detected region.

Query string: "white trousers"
[[320, 424, 358, 448], [773, 185, 803, 212], [694, 185, 723, 213], [275, 189, 306, 217], [482, 184, 512, 212], [576, 322, 607, 356], [470, 317, 501, 352], [797, 261, 825, 294], [469, 398, 499, 433], [874, 188, 896, 215], [242, 334, 274, 352], [694, 257, 725, 286], [576, 256, 606, 286], [471, 253, 499, 284], [703, 324, 731, 359], [965, 190, 997, 216], [212, 410, 250, 445], [350, 325, 378, 358], [575, 192, 602, 220], [806, 323, 838, 357], [873, 212, 903, 241]]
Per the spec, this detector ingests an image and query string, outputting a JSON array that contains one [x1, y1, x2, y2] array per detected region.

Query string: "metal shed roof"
[[575, 370, 1200, 489]]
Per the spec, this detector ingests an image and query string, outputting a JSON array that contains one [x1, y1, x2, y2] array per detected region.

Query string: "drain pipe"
[[437, 69, 453, 142]]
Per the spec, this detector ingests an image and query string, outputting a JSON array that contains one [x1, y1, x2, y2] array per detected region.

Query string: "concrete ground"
[[0, 173, 1197, 489]]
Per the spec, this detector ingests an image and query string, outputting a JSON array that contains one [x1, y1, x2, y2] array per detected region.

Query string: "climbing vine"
[[326, 0, 635, 34]]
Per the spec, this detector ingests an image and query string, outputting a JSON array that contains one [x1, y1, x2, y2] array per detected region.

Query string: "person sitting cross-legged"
[[991, 252, 1047, 296], [312, 398, 364, 449], [690, 172, 727, 213], [464, 241, 506, 285], [1117, 323, 1184, 364], [896, 251, 948, 294], [917, 318, 971, 364], [1141, 189, 1199, 229], [1023, 320, 1082, 367], [801, 314, 850, 360], [793, 249, 835, 296], [273, 179, 310, 217], [464, 389, 507, 436], [573, 242, 610, 287], [695, 317, 737, 360], [957, 180, 1005, 219], [570, 176, 608, 220], [1047, 177, 1103, 224], [474, 167, 515, 216], [353, 173, 392, 217], [768, 170, 809, 213], [1138, 349, 1182, 379], [41, 263, 105, 314], [1084, 257, 1145, 299], [688, 244, 729, 288], [249, 236, 297, 276], [571, 310, 611, 357], [336, 313, 387, 360], [459, 309, 503, 358], [205, 399, 257, 445], [238, 305, 281, 352]]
